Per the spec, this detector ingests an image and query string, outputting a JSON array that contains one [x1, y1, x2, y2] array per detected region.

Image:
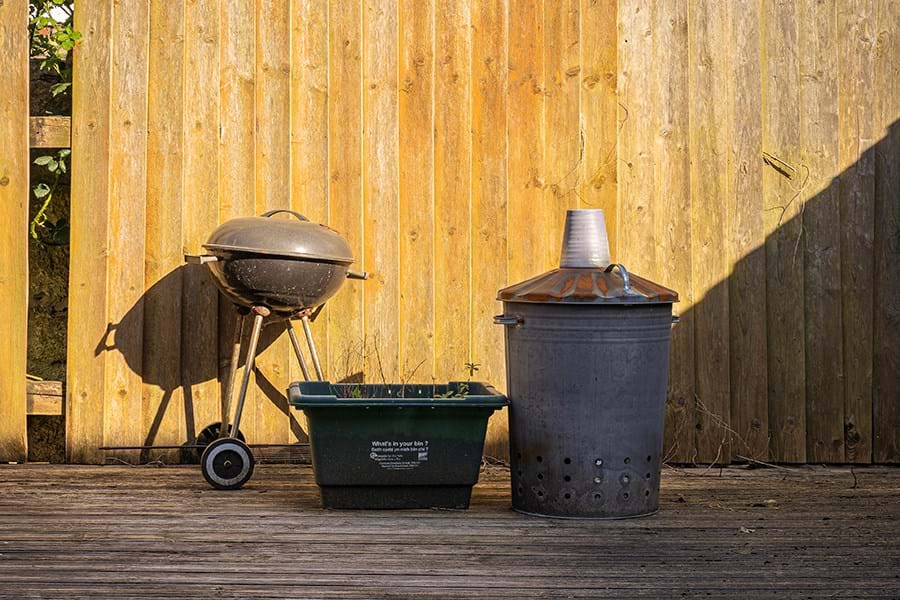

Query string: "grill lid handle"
[[262, 209, 310, 222], [604, 263, 632, 294]]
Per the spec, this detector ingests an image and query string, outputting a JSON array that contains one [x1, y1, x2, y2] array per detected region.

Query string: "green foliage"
[[29, 0, 78, 97], [31, 149, 70, 244], [29, 2, 76, 245]]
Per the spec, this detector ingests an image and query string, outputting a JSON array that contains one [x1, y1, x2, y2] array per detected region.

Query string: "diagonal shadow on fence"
[[660, 118, 899, 465]]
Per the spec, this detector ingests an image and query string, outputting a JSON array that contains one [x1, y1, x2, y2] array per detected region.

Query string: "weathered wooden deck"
[[0, 464, 898, 598]]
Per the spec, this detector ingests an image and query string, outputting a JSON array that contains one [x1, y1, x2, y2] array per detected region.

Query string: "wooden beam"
[[26, 380, 64, 416], [0, 0, 29, 462], [29, 116, 71, 148]]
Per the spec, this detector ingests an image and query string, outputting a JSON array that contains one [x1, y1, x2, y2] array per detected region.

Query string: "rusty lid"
[[498, 209, 677, 304], [498, 264, 678, 304]]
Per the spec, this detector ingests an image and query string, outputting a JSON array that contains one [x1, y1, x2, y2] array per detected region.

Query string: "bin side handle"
[[493, 315, 523, 327]]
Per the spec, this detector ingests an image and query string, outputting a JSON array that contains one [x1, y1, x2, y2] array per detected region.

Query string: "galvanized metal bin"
[[495, 210, 678, 519]]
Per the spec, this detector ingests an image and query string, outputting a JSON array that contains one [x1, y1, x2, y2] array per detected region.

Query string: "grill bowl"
[[206, 250, 349, 314]]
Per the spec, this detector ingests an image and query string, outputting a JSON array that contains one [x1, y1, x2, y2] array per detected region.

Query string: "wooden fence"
[[0, 0, 29, 462], [0, 0, 897, 465]]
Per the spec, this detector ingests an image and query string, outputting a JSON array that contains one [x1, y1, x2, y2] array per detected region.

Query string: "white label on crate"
[[369, 440, 430, 471]]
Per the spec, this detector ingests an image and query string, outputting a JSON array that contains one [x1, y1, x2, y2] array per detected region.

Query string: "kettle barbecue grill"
[[103, 209, 366, 489], [192, 209, 367, 489]]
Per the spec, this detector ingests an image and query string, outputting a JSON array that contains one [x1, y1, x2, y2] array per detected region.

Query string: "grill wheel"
[[201, 438, 255, 490]]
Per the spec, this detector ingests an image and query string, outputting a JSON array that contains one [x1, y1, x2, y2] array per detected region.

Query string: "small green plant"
[[31, 148, 70, 243], [436, 362, 480, 399]]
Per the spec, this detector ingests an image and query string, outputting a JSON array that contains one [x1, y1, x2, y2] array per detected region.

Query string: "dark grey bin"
[[495, 210, 678, 519]]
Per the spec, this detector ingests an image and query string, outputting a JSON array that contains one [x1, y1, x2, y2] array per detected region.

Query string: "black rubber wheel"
[[194, 422, 246, 460], [200, 438, 255, 490]]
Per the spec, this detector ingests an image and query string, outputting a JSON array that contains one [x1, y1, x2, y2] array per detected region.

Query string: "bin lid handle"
[[604, 263, 632, 294]]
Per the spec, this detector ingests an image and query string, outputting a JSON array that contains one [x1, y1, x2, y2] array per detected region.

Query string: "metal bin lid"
[[498, 265, 678, 304], [497, 209, 678, 305]]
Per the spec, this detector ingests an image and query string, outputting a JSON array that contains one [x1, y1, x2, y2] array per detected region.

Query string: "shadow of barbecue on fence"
[[660, 118, 899, 465], [92, 121, 899, 466], [95, 264, 307, 459]]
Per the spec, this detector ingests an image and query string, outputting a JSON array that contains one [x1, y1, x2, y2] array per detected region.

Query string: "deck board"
[[0, 465, 898, 598]]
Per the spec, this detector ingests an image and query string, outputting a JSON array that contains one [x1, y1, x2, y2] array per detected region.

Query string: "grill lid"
[[498, 209, 678, 304], [203, 209, 355, 265]]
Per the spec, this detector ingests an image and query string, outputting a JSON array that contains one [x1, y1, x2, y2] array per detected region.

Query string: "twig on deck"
[[734, 454, 796, 472]]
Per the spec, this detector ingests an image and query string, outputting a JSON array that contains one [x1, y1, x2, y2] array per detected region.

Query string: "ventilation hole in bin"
[[646, 455, 652, 462], [564, 493, 571, 500], [645, 473, 651, 480], [624, 457, 631, 464], [594, 493, 603, 501], [517, 486, 523, 495], [645, 490, 651, 497], [537, 491, 544, 498], [564, 457, 571, 464], [623, 492, 630, 500], [537, 473, 543, 480], [516, 452, 522, 460], [536, 456, 543, 463], [517, 470, 523, 477], [564, 475, 571, 482]]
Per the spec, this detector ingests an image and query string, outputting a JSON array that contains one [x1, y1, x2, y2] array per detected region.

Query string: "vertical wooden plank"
[[506, 0, 545, 284], [253, 0, 291, 444], [398, 0, 435, 380], [328, 0, 365, 381], [727, 0, 769, 461], [143, 0, 184, 458], [219, 0, 256, 224], [363, 0, 400, 381], [67, 0, 112, 463], [219, 0, 256, 430], [579, 0, 617, 256], [762, 0, 806, 463], [873, 0, 900, 463], [182, 0, 221, 441], [433, 0, 471, 381], [838, 0, 876, 464], [290, 0, 329, 380], [798, 0, 843, 462], [471, 0, 508, 457], [617, 1, 655, 343], [688, 0, 731, 464], [0, 0, 29, 461], [542, 0, 580, 259], [648, 0, 695, 463], [105, 0, 149, 460]]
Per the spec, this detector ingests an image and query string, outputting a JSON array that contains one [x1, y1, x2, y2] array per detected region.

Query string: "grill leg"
[[219, 311, 245, 439], [301, 315, 324, 380], [230, 307, 268, 437], [287, 322, 312, 381]]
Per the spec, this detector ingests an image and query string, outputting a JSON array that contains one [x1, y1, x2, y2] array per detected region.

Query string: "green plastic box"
[[288, 381, 508, 509]]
